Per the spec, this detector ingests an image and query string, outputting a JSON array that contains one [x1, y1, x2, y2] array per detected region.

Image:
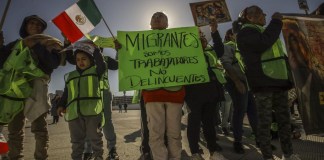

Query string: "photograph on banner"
[[189, 0, 231, 27], [117, 26, 210, 91], [282, 14, 324, 134]]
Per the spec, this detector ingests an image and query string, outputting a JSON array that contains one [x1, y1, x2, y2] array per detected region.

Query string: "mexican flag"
[[52, 0, 102, 43]]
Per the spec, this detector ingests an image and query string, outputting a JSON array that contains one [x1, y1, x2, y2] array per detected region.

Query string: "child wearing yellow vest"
[[57, 41, 106, 160]]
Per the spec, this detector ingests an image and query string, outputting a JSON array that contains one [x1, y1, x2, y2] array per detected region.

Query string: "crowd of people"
[[0, 2, 323, 160]]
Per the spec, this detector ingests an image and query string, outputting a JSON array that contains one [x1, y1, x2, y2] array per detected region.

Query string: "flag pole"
[[92, 0, 116, 40], [101, 17, 116, 40], [0, 0, 12, 30]]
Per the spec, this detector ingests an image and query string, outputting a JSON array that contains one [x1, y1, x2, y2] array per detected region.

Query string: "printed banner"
[[117, 27, 209, 91], [189, 0, 231, 27], [282, 14, 324, 134]]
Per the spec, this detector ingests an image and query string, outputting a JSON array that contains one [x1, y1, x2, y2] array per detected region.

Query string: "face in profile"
[[76, 52, 91, 70], [246, 6, 266, 26], [150, 12, 168, 30], [196, 6, 203, 16]]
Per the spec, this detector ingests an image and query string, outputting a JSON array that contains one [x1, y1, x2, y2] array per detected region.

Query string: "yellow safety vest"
[[0, 40, 45, 124], [204, 46, 227, 84], [242, 24, 289, 80], [224, 41, 245, 73], [64, 66, 103, 121], [132, 90, 141, 103]]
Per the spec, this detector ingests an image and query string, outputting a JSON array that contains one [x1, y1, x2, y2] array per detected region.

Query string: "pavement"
[[2, 106, 324, 160]]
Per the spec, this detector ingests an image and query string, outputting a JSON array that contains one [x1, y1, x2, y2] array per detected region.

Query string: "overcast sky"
[[1, 0, 322, 96]]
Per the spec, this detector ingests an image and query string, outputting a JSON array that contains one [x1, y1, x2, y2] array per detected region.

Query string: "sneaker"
[[138, 152, 152, 160], [222, 127, 230, 136], [282, 154, 301, 160], [233, 142, 244, 154], [106, 147, 119, 160], [191, 153, 205, 160], [209, 152, 227, 160], [83, 153, 93, 160]]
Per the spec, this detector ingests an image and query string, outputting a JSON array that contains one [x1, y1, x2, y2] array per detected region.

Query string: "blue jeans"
[[225, 79, 258, 142], [220, 91, 232, 128]]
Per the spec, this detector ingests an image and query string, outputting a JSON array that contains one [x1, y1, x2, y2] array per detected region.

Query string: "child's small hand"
[[57, 107, 66, 117]]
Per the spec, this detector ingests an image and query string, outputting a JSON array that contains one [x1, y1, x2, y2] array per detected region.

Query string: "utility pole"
[[123, 91, 126, 104], [298, 0, 309, 15]]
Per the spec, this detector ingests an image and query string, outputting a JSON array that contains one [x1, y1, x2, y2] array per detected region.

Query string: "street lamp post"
[[123, 91, 126, 104]]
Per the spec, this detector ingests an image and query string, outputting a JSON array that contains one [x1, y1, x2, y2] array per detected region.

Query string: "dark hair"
[[224, 29, 234, 42], [232, 20, 242, 34], [74, 49, 93, 57], [237, 5, 261, 25], [151, 12, 168, 21]]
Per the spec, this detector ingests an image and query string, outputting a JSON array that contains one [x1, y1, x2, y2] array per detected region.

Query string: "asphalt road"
[[2, 107, 324, 160]]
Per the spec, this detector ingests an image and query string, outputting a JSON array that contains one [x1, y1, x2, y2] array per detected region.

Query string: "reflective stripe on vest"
[[224, 41, 246, 73], [100, 71, 109, 90], [204, 47, 226, 84], [0, 40, 44, 98], [0, 40, 45, 124], [132, 90, 141, 103], [99, 59, 110, 90], [242, 24, 289, 80], [64, 66, 103, 121]]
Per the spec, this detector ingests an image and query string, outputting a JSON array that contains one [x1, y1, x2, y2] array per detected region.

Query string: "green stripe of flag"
[[77, 0, 102, 26]]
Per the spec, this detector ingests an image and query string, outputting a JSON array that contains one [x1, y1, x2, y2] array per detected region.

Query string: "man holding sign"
[[117, 12, 186, 160], [140, 12, 184, 160]]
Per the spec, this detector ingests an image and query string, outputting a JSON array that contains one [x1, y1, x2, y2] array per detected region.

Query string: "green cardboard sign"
[[86, 34, 115, 48], [117, 26, 209, 91]]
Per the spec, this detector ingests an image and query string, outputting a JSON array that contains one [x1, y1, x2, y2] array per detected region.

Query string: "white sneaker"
[[191, 153, 205, 160], [209, 152, 227, 160], [282, 154, 301, 160]]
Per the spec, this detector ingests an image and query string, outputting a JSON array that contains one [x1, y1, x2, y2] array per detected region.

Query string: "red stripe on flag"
[[52, 12, 83, 43]]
